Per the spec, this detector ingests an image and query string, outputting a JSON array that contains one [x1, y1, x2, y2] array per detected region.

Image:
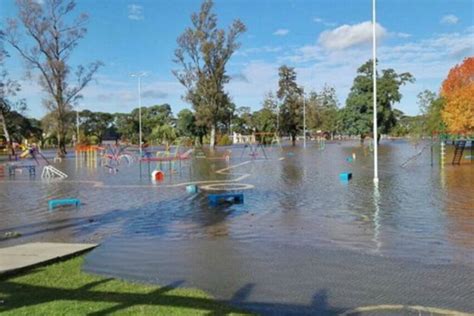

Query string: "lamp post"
[[130, 72, 147, 157], [372, 0, 379, 183]]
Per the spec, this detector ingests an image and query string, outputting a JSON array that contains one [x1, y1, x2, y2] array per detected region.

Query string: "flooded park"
[[1, 140, 473, 314], [1, 0, 473, 314]]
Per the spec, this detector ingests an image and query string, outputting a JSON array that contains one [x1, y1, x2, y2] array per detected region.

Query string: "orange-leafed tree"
[[440, 57, 474, 134]]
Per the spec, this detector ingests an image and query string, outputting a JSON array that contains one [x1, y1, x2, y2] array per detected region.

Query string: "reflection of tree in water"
[[278, 156, 303, 227], [442, 166, 474, 250]]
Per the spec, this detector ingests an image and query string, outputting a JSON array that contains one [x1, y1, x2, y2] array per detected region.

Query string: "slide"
[[20, 149, 30, 158]]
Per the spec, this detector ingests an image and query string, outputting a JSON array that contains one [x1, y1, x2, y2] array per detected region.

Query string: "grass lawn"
[[0, 255, 251, 315]]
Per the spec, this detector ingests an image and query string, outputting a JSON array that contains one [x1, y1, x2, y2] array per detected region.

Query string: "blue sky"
[[1, 0, 473, 118]]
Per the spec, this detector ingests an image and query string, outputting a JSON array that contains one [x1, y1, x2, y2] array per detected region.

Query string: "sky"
[[1, 0, 473, 119]]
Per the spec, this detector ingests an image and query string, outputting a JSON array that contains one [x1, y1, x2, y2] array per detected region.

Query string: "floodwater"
[[1, 140, 473, 315]]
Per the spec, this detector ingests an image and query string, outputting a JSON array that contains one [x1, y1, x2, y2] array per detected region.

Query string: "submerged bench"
[[8, 164, 36, 177], [48, 198, 81, 210], [208, 193, 244, 206]]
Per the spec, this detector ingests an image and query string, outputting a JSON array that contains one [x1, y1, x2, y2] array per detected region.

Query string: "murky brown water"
[[1, 140, 473, 314]]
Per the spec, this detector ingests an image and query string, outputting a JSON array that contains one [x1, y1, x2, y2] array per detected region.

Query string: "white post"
[[131, 72, 147, 157], [372, 0, 379, 183], [138, 76, 142, 157], [303, 93, 306, 148]]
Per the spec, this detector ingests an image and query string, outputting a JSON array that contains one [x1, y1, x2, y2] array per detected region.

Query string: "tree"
[[151, 124, 177, 146], [79, 110, 114, 144], [342, 60, 414, 143], [2, 0, 102, 157], [417, 90, 445, 135], [232, 106, 252, 134], [176, 109, 197, 137], [0, 44, 26, 149], [306, 85, 340, 138], [173, 0, 246, 148], [441, 57, 474, 133], [277, 65, 303, 146]]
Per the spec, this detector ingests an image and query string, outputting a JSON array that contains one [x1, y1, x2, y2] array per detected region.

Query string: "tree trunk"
[[0, 112, 10, 144], [210, 124, 216, 148], [360, 134, 365, 144], [291, 133, 296, 146], [57, 129, 67, 158]]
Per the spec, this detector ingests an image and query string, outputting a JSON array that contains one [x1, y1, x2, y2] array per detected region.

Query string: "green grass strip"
[[0, 256, 250, 315]]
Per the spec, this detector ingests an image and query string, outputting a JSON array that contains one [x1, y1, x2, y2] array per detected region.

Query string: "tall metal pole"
[[372, 0, 379, 183], [138, 76, 142, 157], [131, 72, 147, 157], [303, 93, 306, 148]]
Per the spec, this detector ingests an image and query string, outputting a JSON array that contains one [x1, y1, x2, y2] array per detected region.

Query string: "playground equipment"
[[186, 184, 198, 193], [151, 170, 165, 181], [139, 147, 194, 179], [48, 198, 80, 210], [339, 172, 352, 181], [97, 144, 137, 173], [452, 140, 466, 165], [208, 193, 244, 206], [317, 138, 326, 150], [41, 165, 68, 179], [239, 133, 268, 160], [7, 164, 36, 177]]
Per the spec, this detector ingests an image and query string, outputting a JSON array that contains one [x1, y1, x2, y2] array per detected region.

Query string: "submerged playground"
[[0, 136, 473, 315]]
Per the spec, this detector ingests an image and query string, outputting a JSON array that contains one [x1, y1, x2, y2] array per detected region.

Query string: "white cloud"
[[394, 32, 411, 38], [273, 29, 289, 36], [440, 14, 459, 25], [235, 46, 282, 57], [318, 21, 387, 50], [313, 17, 337, 27], [128, 4, 144, 21]]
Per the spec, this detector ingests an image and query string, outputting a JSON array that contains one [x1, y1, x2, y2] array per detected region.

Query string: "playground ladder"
[[452, 140, 466, 165]]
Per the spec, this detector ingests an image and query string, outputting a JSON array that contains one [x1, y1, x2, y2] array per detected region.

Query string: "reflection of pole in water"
[[372, 181, 381, 252], [440, 140, 445, 189]]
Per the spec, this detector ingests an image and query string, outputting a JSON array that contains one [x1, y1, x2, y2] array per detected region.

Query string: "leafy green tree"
[[151, 124, 177, 146], [232, 106, 252, 134], [114, 113, 137, 143], [341, 60, 414, 143], [2, 0, 102, 157], [252, 108, 276, 133], [417, 90, 445, 135], [306, 85, 341, 138], [79, 110, 114, 144], [176, 109, 197, 137], [173, 0, 246, 148], [277, 65, 303, 145]]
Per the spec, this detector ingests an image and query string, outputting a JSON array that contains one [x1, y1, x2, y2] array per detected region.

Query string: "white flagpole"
[[372, 0, 379, 183]]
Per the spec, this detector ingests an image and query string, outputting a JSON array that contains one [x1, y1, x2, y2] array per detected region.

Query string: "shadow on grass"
[[0, 267, 344, 315]]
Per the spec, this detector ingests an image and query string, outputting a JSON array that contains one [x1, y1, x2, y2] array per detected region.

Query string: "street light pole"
[[372, 0, 379, 183], [131, 72, 147, 157]]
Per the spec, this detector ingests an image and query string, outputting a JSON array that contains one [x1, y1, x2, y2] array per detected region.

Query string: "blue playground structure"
[[339, 172, 352, 181], [48, 198, 81, 210], [208, 193, 244, 206]]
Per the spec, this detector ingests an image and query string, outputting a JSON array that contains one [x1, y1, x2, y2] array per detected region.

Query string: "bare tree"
[[173, 0, 245, 147], [0, 44, 25, 151], [1, 0, 102, 156]]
